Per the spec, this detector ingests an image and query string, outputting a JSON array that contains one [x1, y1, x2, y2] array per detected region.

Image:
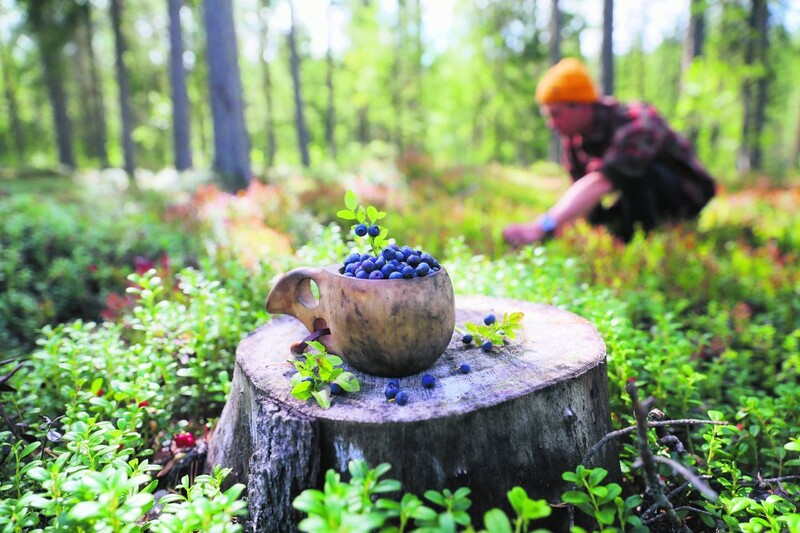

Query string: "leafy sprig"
[[337, 190, 389, 255], [290, 341, 360, 409], [461, 312, 524, 347]]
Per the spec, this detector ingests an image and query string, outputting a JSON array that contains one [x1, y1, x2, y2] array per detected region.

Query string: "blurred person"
[[503, 58, 716, 246]]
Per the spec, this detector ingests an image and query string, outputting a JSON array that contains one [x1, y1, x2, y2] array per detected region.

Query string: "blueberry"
[[355, 224, 368, 237], [330, 383, 344, 395], [344, 263, 357, 274], [369, 270, 384, 279], [387, 378, 400, 388], [483, 313, 496, 326], [384, 384, 399, 400], [388, 271, 403, 279], [389, 243, 400, 250], [360, 253, 372, 262], [460, 363, 471, 374], [382, 248, 395, 260], [401, 265, 415, 279], [420, 252, 434, 265], [421, 374, 436, 389], [381, 264, 395, 277], [462, 334, 473, 344], [415, 263, 430, 277], [345, 252, 361, 265], [481, 340, 493, 352], [406, 255, 420, 267], [395, 390, 408, 405], [394, 250, 405, 261], [344, 272, 355, 277], [355, 270, 368, 279], [362, 259, 376, 273], [368, 225, 380, 237], [401, 246, 415, 256]]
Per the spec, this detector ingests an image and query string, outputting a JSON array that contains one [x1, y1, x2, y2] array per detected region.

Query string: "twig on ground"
[[627, 380, 690, 533], [582, 418, 727, 466], [652, 455, 718, 501]]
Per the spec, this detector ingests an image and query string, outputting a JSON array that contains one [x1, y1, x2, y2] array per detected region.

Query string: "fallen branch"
[[582, 418, 727, 466], [627, 381, 690, 533]]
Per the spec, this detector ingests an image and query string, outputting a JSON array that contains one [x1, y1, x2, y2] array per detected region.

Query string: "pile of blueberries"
[[341, 242, 442, 280]]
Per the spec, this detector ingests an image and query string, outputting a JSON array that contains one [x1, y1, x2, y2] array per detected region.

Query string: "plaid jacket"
[[563, 98, 716, 212]]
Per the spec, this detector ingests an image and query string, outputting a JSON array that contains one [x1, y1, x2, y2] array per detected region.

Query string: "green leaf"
[[69, 501, 102, 521], [334, 373, 360, 393], [483, 508, 513, 532], [90, 377, 103, 395], [367, 205, 378, 222], [424, 490, 446, 507], [312, 388, 331, 409], [19, 441, 41, 460], [337, 209, 356, 220], [561, 491, 591, 505], [345, 190, 358, 210], [27, 466, 49, 482], [357, 206, 366, 223]]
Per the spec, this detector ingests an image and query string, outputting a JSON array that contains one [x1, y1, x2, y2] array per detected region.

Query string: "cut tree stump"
[[207, 295, 619, 532]]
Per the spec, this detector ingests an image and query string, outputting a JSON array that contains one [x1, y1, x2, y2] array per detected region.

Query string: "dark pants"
[[587, 163, 713, 243]]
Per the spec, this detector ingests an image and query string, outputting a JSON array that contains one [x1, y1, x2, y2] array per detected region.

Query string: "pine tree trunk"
[[259, 0, 277, 168], [204, 0, 252, 190], [40, 46, 75, 169], [109, 0, 136, 177], [601, 0, 614, 96], [287, 0, 310, 168], [739, 0, 769, 173], [324, 1, 337, 159], [168, 0, 193, 170], [84, 5, 109, 168], [548, 0, 562, 163]]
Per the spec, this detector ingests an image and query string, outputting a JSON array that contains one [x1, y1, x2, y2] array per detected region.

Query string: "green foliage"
[[337, 189, 389, 255], [289, 340, 360, 409], [293, 460, 552, 533], [461, 312, 524, 348], [0, 194, 196, 355], [562, 466, 645, 532]]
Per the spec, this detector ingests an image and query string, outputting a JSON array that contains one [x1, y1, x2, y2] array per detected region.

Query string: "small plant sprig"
[[337, 190, 389, 256], [290, 341, 360, 409], [459, 312, 524, 351]]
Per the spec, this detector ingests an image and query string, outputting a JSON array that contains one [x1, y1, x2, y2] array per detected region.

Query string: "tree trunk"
[[0, 37, 26, 163], [324, 1, 337, 159], [40, 44, 75, 168], [109, 0, 136, 177], [738, 0, 769, 173], [259, 0, 277, 168], [208, 296, 619, 533], [287, 0, 310, 168], [168, 0, 193, 170], [682, 0, 706, 72], [601, 0, 614, 96], [548, 0, 562, 163], [84, 5, 109, 167], [204, 0, 252, 190]]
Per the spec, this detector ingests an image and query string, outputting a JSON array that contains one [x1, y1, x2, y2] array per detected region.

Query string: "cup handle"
[[265, 267, 327, 333]]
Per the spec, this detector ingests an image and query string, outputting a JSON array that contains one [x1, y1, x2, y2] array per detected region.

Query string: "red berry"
[[96, 389, 104, 397], [174, 432, 196, 448], [137, 400, 149, 408]]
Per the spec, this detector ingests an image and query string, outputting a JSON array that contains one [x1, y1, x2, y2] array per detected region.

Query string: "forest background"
[[1, 0, 799, 185]]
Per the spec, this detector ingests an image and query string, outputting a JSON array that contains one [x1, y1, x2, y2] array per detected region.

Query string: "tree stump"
[[207, 295, 619, 532]]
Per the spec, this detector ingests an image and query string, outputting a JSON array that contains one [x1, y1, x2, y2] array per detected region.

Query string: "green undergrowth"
[[1, 175, 799, 531]]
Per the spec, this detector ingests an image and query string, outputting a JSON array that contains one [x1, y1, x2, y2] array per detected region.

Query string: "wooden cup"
[[265, 264, 455, 376]]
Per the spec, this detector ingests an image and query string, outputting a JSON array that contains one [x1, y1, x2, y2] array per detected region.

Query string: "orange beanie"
[[535, 58, 599, 104]]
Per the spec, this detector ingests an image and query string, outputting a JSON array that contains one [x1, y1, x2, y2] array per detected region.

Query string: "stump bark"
[[207, 295, 619, 532]]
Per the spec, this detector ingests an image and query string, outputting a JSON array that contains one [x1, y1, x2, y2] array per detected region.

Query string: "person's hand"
[[502, 221, 548, 248]]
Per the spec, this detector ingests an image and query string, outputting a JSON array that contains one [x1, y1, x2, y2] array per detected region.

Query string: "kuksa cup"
[[265, 264, 455, 377]]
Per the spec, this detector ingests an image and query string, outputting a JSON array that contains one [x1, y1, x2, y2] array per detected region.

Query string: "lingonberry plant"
[[290, 340, 361, 409]]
